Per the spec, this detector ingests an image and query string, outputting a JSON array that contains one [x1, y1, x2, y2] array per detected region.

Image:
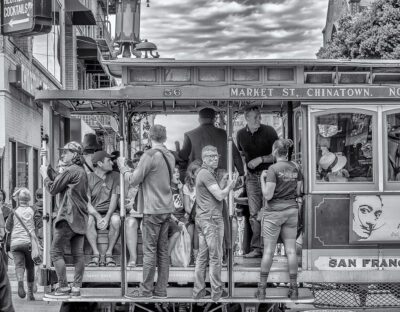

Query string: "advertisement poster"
[[350, 194, 400, 243]]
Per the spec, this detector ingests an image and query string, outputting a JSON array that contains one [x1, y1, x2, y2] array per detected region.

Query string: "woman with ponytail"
[[255, 139, 303, 300]]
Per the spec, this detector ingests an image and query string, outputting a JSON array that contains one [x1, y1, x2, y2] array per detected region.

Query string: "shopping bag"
[[171, 226, 191, 267], [30, 235, 43, 265]]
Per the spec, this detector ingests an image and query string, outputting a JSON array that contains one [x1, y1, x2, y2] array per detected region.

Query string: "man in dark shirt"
[[236, 106, 278, 258], [40, 141, 88, 298], [86, 151, 120, 267], [178, 107, 244, 177], [178, 108, 244, 254]]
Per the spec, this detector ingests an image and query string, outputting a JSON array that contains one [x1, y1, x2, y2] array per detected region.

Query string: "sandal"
[[87, 255, 100, 267], [127, 260, 136, 268], [105, 254, 116, 267]]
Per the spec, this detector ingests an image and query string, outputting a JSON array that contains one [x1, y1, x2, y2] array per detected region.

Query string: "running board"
[[43, 287, 314, 304]]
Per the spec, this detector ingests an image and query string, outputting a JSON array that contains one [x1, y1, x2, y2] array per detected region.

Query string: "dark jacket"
[[44, 164, 88, 235], [178, 123, 244, 175]]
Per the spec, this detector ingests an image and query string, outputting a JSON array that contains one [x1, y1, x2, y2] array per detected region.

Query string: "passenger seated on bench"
[[125, 151, 144, 268], [86, 151, 121, 267], [168, 165, 186, 259]]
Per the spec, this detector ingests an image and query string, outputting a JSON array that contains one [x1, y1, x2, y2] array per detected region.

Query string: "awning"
[[54, 0, 96, 26], [77, 36, 97, 59]]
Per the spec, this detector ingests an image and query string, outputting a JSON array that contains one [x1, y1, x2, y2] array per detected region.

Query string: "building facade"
[[0, 0, 114, 203]]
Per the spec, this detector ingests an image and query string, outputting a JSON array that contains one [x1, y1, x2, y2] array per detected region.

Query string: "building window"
[[32, 1, 61, 81], [17, 144, 29, 188]]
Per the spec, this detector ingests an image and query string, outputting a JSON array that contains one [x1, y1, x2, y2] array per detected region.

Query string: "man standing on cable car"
[[177, 107, 245, 260], [118, 125, 174, 299], [236, 106, 278, 258]]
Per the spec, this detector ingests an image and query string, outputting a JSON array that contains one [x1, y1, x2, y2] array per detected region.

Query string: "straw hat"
[[319, 151, 347, 173]]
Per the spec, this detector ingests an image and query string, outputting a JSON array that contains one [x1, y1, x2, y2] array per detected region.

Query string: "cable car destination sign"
[[229, 86, 400, 99], [160, 85, 400, 100]]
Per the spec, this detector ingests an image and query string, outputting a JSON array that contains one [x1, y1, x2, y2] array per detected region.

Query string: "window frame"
[[383, 106, 400, 190], [309, 105, 379, 193]]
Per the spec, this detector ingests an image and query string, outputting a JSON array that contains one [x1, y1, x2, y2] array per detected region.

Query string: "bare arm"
[[207, 181, 235, 202], [105, 194, 119, 219], [87, 189, 101, 220], [183, 194, 192, 214], [261, 181, 276, 201], [296, 181, 303, 197]]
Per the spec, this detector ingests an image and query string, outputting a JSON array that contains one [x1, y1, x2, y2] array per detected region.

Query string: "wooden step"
[[43, 287, 314, 304]]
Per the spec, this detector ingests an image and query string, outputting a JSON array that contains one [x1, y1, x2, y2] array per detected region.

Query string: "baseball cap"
[[59, 141, 83, 154], [92, 150, 112, 164], [199, 108, 216, 119]]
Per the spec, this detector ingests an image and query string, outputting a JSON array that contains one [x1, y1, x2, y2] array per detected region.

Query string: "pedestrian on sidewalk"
[[5, 188, 41, 301], [40, 142, 89, 299]]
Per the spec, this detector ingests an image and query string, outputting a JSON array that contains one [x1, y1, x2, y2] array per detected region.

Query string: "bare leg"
[[260, 236, 279, 274], [106, 215, 121, 255], [126, 217, 139, 264], [86, 215, 100, 256]]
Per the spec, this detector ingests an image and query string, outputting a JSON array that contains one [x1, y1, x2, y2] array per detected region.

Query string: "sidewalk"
[[12, 293, 61, 312]]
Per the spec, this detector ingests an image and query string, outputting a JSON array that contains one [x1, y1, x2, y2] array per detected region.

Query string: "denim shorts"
[[262, 208, 298, 240]]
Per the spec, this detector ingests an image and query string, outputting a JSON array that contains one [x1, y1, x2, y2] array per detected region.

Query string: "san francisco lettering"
[[328, 258, 400, 268]]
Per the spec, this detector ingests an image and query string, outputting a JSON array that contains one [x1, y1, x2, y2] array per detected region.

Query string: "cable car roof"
[[35, 58, 400, 114]]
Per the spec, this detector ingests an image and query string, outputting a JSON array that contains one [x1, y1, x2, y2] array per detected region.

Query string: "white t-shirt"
[[183, 184, 196, 211], [11, 206, 35, 248]]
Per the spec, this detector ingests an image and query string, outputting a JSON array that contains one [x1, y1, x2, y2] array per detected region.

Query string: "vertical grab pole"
[[226, 102, 234, 297], [41, 135, 50, 268], [119, 103, 127, 296]]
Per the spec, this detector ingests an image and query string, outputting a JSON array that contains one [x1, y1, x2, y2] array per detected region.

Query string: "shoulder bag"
[[13, 212, 43, 265]]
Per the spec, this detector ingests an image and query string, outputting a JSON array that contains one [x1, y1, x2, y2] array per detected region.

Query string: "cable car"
[[35, 58, 400, 311]]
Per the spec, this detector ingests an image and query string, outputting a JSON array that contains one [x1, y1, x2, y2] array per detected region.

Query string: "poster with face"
[[350, 195, 400, 243]]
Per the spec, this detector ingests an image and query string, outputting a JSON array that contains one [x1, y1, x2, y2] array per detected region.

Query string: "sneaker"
[[192, 289, 211, 300], [71, 287, 81, 297], [45, 287, 71, 299], [153, 293, 168, 299], [212, 289, 229, 302], [244, 250, 262, 258], [125, 288, 153, 299]]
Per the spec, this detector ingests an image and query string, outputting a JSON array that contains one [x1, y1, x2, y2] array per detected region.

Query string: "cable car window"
[[315, 112, 373, 183], [387, 112, 400, 182]]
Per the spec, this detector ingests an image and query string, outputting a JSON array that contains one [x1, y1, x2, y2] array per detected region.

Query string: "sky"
[[139, 0, 329, 60], [113, 0, 330, 149]]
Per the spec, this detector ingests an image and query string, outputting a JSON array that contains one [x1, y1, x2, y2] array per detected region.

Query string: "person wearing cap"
[[40, 141, 88, 298], [236, 105, 279, 258], [86, 150, 121, 267], [5, 188, 41, 301], [82, 133, 102, 173], [117, 125, 175, 299]]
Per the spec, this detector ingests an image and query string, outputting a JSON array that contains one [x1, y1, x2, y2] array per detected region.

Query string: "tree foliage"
[[317, 0, 400, 59]]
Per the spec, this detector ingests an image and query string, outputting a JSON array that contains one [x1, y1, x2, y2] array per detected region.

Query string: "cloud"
[[139, 0, 328, 59]]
